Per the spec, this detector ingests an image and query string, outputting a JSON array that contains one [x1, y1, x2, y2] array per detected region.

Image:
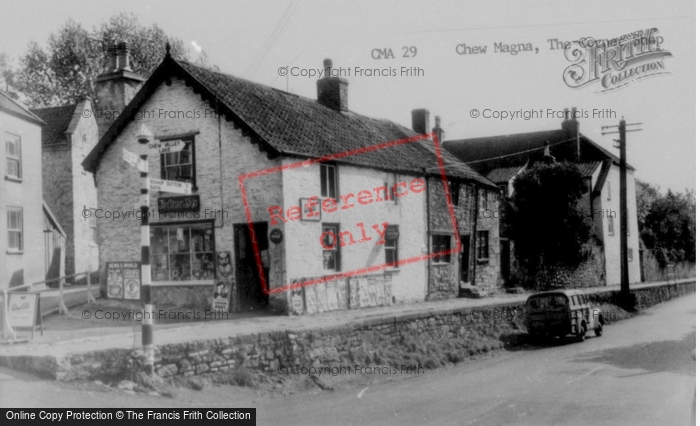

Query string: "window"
[[5, 133, 21, 179], [479, 188, 487, 210], [321, 224, 340, 271], [88, 207, 97, 243], [385, 225, 399, 266], [449, 180, 460, 206], [606, 182, 611, 200], [607, 216, 614, 236], [150, 222, 215, 282], [386, 173, 398, 203], [628, 248, 634, 262], [160, 137, 196, 188], [7, 208, 23, 251], [432, 235, 451, 263], [499, 185, 508, 199], [320, 164, 337, 199], [477, 230, 489, 260]]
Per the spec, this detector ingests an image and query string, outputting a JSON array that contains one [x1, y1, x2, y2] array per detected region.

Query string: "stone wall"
[[511, 245, 606, 290], [3, 280, 693, 381]]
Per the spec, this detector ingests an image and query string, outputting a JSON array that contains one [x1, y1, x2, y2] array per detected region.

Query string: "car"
[[524, 289, 604, 342]]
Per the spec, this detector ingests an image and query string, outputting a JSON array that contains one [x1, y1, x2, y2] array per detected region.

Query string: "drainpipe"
[[426, 175, 432, 299], [472, 184, 478, 286]]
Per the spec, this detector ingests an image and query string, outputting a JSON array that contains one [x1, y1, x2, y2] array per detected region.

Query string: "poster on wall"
[[214, 251, 233, 312], [212, 281, 230, 312], [107, 262, 140, 299], [290, 278, 306, 315]]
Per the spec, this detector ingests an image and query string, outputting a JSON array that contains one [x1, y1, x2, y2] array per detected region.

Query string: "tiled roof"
[[84, 56, 495, 187], [444, 129, 633, 172], [31, 104, 77, 145], [177, 60, 493, 185], [575, 161, 602, 177], [0, 91, 44, 125], [485, 166, 525, 184]]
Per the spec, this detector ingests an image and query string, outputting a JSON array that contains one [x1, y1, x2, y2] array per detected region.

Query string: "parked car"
[[525, 289, 603, 341]]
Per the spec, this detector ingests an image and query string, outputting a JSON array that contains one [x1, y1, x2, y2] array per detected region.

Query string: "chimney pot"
[[116, 41, 132, 71], [432, 115, 444, 145], [106, 42, 118, 70], [411, 109, 430, 134]]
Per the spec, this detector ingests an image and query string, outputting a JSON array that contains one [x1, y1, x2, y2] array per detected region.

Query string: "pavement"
[[0, 278, 694, 359]]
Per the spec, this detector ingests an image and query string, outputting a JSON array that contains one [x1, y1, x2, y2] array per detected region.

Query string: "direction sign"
[[149, 178, 192, 195], [149, 139, 185, 154], [122, 149, 148, 172]]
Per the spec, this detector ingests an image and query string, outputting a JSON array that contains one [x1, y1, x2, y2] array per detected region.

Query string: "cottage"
[[444, 108, 642, 287], [1, 91, 66, 288], [31, 97, 100, 279], [83, 47, 500, 313]]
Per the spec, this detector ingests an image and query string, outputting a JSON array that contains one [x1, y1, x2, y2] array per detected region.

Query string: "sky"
[[0, 0, 695, 193]]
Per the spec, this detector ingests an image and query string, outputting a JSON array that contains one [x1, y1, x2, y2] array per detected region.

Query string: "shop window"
[[320, 164, 337, 199], [160, 137, 196, 189], [385, 225, 399, 266], [432, 235, 451, 263], [321, 223, 340, 271], [477, 230, 489, 261], [150, 222, 215, 282], [7, 207, 23, 251], [5, 133, 21, 179]]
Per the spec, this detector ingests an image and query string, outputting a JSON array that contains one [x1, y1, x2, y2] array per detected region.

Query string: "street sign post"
[[148, 139, 185, 154], [149, 178, 192, 195], [122, 149, 148, 172]]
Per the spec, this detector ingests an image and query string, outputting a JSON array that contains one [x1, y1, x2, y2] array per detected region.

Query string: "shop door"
[[234, 223, 269, 310]]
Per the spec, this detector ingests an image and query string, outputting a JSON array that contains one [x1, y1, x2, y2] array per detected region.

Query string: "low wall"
[[1, 280, 694, 381]]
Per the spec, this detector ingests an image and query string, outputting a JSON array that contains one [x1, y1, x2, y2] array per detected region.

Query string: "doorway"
[[234, 223, 270, 310], [460, 235, 470, 284]]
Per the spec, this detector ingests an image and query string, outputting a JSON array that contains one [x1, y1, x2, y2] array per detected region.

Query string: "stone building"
[[82, 49, 500, 313], [1, 90, 66, 288], [31, 97, 100, 278], [444, 108, 642, 288]]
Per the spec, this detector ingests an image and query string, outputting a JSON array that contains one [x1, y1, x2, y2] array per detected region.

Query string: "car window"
[[549, 296, 566, 309]]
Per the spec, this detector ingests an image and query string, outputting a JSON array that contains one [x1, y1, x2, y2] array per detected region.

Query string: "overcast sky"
[[0, 0, 695, 193]]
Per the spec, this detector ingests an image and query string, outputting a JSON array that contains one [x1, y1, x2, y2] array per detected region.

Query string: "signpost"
[[148, 139, 185, 154], [122, 149, 148, 172], [149, 178, 192, 195]]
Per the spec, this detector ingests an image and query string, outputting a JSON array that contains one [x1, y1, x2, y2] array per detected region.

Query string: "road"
[[0, 294, 695, 426], [261, 294, 696, 425]]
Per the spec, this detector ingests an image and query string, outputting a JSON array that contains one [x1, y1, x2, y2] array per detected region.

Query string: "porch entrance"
[[234, 223, 269, 310]]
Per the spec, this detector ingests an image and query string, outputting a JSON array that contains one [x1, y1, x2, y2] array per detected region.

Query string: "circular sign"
[[385, 226, 400, 241], [270, 228, 284, 244]]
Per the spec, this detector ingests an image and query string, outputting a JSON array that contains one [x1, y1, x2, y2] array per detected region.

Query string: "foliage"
[[641, 188, 696, 267], [506, 161, 595, 271], [7, 12, 216, 107]]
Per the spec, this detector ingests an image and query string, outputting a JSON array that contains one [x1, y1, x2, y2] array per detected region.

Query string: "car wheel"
[[595, 323, 603, 337], [576, 322, 587, 342]]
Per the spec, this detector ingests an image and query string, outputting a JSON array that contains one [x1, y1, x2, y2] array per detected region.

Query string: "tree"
[[642, 189, 696, 266], [0, 52, 18, 98], [10, 12, 193, 107], [507, 161, 595, 273]]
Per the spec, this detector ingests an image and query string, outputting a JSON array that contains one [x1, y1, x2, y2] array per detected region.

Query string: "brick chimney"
[[411, 109, 430, 134], [94, 41, 145, 138], [561, 106, 579, 136], [316, 59, 348, 111], [432, 116, 445, 145]]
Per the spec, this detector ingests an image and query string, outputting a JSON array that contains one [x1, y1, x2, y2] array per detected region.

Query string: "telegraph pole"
[[602, 118, 642, 304]]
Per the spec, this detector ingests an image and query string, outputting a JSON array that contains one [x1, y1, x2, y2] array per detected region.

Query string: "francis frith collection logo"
[[563, 28, 672, 93]]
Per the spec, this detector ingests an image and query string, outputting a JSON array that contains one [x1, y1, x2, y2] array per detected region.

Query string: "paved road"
[[0, 295, 695, 426], [256, 294, 696, 426]]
